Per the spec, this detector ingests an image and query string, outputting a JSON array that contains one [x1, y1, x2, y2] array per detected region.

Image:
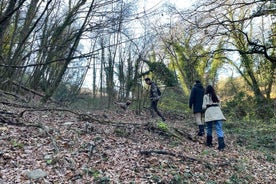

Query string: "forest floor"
[[0, 99, 275, 184]]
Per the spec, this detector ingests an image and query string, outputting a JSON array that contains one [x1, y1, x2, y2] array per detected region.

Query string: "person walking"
[[202, 85, 226, 151], [145, 77, 166, 121], [189, 80, 205, 136]]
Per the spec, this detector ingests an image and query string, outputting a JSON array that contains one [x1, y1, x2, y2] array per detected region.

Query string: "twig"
[[0, 113, 24, 126], [0, 89, 21, 100], [0, 101, 33, 109], [173, 128, 196, 142], [11, 80, 46, 98], [19, 107, 79, 117]]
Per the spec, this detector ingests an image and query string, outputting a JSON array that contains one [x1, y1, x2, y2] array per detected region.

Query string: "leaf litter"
[[0, 104, 275, 184]]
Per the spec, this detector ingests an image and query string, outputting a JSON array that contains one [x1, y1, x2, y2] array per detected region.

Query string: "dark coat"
[[189, 83, 204, 113], [149, 82, 160, 101]]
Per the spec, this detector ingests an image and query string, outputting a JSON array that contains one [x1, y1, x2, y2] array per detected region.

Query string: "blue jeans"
[[206, 120, 224, 138]]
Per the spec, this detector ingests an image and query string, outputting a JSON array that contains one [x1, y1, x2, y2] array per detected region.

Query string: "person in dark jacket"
[[189, 80, 205, 136], [145, 78, 166, 121]]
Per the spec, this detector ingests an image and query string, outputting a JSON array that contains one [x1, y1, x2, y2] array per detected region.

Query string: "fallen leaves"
[[0, 103, 275, 183]]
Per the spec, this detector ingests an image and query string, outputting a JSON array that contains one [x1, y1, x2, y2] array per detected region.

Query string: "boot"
[[197, 125, 205, 136], [206, 135, 212, 147], [218, 137, 226, 151]]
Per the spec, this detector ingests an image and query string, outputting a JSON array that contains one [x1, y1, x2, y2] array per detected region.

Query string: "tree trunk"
[[42, 0, 94, 102]]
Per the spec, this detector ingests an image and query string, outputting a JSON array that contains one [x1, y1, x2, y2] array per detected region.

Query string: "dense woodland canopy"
[[0, 0, 275, 183], [0, 0, 275, 112]]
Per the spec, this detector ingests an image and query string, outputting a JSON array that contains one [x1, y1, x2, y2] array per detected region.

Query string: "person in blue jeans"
[[202, 85, 226, 151]]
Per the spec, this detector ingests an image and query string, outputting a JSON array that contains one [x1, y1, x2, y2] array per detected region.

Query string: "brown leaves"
[[0, 103, 275, 183]]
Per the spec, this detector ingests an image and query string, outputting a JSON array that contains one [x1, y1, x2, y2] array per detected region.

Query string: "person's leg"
[[195, 113, 204, 136], [152, 100, 165, 121], [206, 122, 213, 137], [150, 101, 156, 118], [195, 113, 203, 125], [206, 122, 213, 146], [215, 120, 224, 138], [215, 120, 225, 150]]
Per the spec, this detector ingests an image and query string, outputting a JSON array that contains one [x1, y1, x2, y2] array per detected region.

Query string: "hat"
[[144, 78, 151, 81], [195, 80, 201, 83]]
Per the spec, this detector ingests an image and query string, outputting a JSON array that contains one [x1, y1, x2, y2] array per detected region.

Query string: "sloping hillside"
[[0, 99, 275, 183]]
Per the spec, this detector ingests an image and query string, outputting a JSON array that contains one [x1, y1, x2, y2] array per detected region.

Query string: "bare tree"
[[169, 0, 275, 100]]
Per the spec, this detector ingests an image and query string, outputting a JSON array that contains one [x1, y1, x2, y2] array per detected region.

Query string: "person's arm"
[[189, 88, 195, 109]]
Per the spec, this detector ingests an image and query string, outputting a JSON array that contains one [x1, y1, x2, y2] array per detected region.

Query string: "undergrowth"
[[224, 119, 276, 159]]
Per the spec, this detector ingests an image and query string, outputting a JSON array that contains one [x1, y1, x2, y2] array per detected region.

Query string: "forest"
[[0, 0, 275, 183]]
